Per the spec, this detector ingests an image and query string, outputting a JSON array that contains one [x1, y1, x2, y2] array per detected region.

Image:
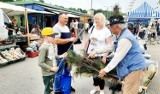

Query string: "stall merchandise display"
[[0, 55, 8, 65], [26, 41, 39, 58], [0, 45, 26, 67], [1, 47, 26, 61]]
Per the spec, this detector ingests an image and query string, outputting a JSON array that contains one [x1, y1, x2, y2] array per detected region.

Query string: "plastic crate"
[[0, 63, 7, 68], [26, 52, 39, 58]]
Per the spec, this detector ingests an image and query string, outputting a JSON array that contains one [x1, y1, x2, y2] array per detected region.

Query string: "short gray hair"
[[117, 23, 126, 30]]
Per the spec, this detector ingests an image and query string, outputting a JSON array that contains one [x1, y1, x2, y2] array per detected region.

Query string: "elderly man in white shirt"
[[89, 15, 146, 94]]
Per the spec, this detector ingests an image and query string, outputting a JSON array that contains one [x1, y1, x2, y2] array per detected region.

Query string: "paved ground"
[[0, 33, 160, 94]]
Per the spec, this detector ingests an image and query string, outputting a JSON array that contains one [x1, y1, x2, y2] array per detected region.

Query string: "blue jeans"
[[54, 58, 65, 92]]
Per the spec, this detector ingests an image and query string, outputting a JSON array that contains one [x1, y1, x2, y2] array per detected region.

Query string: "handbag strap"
[[86, 26, 95, 53]]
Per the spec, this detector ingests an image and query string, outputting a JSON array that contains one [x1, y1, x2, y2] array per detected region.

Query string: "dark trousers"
[[93, 77, 105, 90], [43, 75, 54, 94]]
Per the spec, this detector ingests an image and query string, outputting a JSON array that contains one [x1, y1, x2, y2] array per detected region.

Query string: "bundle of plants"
[[66, 50, 121, 86]]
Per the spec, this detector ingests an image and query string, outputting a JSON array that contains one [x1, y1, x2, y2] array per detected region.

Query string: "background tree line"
[[0, 0, 125, 18]]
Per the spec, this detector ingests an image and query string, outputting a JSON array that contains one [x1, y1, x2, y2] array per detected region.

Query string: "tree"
[[111, 4, 122, 17], [0, 0, 14, 2], [81, 9, 87, 13], [68, 7, 77, 11], [77, 8, 83, 12], [0, 0, 21, 2], [93, 9, 111, 19], [39, 0, 44, 3]]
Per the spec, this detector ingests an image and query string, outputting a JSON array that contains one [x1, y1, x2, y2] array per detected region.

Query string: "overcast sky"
[[42, 0, 160, 13]]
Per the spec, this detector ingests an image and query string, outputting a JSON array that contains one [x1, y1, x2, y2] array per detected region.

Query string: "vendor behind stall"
[[6, 18, 18, 39], [31, 25, 41, 36]]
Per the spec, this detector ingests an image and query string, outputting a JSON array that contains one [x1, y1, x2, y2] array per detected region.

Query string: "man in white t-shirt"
[[53, 12, 76, 94]]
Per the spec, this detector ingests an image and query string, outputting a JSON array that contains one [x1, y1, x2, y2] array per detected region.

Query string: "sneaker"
[[90, 87, 100, 94], [100, 90, 105, 94], [71, 86, 75, 92], [90, 89, 98, 94]]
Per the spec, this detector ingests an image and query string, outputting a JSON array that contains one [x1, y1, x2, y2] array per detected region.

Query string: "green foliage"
[[111, 4, 122, 17], [39, 0, 44, 3], [94, 9, 111, 18], [0, 0, 21, 2], [0, 0, 14, 2], [66, 50, 118, 81], [68, 7, 77, 11]]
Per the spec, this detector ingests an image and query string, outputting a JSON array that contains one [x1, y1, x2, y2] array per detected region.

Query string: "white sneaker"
[[90, 89, 97, 94], [100, 90, 105, 94], [90, 87, 100, 94]]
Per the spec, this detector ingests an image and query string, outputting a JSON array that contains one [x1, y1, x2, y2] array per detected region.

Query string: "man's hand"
[[69, 37, 76, 42], [51, 67, 59, 73], [99, 69, 106, 78], [88, 51, 98, 58], [59, 52, 68, 58]]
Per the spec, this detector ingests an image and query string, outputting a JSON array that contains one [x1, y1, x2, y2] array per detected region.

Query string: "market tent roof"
[[155, 7, 160, 18], [128, 2, 155, 19], [37, 5, 80, 18], [52, 11, 79, 18], [68, 14, 79, 18], [0, 2, 54, 16], [9, 1, 90, 17]]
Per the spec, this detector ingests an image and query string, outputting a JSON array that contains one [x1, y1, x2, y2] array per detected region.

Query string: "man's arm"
[[54, 37, 75, 45], [99, 38, 132, 78], [104, 38, 132, 73]]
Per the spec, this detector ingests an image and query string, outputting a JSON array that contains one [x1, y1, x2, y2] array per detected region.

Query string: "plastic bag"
[[60, 74, 71, 94]]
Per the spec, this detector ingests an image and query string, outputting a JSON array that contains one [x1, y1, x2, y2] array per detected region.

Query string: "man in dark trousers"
[[53, 12, 76, 94]]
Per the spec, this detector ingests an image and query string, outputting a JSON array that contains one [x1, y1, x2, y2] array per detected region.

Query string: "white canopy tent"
[[68, 14, 79, 18], [0, 2, 54, 16], [0, 2, 55, 45]]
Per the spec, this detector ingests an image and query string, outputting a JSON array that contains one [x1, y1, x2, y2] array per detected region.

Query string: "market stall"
[[0, 2, 51, 50], [128, 2, 160, 24], [0, 45, 26, 67], [0, 2, 49, 66]]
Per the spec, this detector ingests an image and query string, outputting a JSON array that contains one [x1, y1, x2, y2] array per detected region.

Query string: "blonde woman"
[[84, 13, 112, 94]]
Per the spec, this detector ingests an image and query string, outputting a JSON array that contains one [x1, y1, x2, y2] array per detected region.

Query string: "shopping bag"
[[60, 74, 71, 94]]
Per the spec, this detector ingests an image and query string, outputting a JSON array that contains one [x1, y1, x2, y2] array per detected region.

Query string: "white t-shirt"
[[87, 26, 111, 56], [53, 23, 70, 38]]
